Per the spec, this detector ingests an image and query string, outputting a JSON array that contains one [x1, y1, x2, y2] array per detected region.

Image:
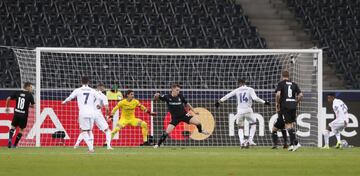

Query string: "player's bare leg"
[[189, 117, 209, 135], [154, 124, 175, 148]]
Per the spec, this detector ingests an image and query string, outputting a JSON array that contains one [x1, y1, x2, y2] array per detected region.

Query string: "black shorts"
[[11, 115, 28, 129], [279, 108, 297, 124], [170, 115, 192, 126], [274, 113, 285, 129]]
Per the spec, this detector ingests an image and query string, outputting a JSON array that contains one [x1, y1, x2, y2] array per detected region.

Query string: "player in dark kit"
[[272, 70, 303, 151], [153, 84, 209, 148], [5, 82, 35, 148]]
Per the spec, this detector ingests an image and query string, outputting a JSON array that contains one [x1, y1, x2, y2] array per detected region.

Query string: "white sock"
[[335, 133, 341, 143], [105, 130, 111, 147], [323, 130, 329, 146], [249, 124, 256, 142], [82, 131, 94, 151], [89, 131, 94, 147], [74, 133, 84, 147], [238, 128, 244, 145]]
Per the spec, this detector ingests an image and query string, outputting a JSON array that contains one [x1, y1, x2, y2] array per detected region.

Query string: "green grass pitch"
[[1, 147, 359, 176]]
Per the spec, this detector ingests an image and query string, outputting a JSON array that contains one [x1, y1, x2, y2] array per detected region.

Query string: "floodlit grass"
[[0, 147, 359, 176]]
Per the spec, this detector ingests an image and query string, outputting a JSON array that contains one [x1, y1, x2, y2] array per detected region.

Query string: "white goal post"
[[11, 48, 323, 147]]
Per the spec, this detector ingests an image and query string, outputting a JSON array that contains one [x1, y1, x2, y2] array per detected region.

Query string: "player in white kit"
[[73, 83, 113, 150], [62, 76, 100, 153], [322, 93, 349, 149], [215, 79, 270, 148]]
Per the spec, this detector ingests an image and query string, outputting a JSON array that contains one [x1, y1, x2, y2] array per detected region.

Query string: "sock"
[[323, 130, 330, 146], [238, 128, 244, 145], [248, 124, 256, 142], [89, 131, 94, 147], [105, 130, 111, 147], [8, 129, 15, 142], [196, 124, 203, 133], [281, 129, 287, 145], [111, 126, 120, 139], [14, 133, 23, 147], [74, 133, 84, 147], [82, 131, 93, 151], [271, 131, 278, 146], [288, 128, 297, 145], [335, 133, 341, 143], [157, 132, 168, 146], [141, 121, 148, 142]]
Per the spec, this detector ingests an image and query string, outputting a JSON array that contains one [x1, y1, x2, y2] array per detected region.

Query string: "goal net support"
[[11, 48, 323, 147]]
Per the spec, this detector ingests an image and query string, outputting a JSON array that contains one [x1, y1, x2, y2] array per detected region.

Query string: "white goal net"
[[11, 48, 322, 147]]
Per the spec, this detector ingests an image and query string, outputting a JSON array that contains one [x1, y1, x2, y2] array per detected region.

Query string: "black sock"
[[271, 131, 278, 146], [196, 124, 203, 133], [281, 129, 287, 145], [157, 132, 168, 146], [14, 133, 23, 147], [288, 128, 296, 146], [9, 129, 15, 141]]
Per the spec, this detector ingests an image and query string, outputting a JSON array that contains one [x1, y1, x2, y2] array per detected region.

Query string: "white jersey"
[[220, 85, 265, 114], [95, 90, 109, 116], [332, 98, 349, 123], [64, 85, 100, 119]]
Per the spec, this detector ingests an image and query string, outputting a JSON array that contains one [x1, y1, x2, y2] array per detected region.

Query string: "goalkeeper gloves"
[[264, 101, 271, 106], [215, 101, 220, 108]]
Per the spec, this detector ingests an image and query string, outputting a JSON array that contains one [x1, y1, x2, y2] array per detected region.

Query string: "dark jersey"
[[159, 93, 188, 118], [10, 90, 35, 118], [275, 80, 301, 110]]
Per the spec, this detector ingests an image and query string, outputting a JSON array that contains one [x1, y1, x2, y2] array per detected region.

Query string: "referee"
[[275, 70, 303, 151], [5, 82, 35, 148]]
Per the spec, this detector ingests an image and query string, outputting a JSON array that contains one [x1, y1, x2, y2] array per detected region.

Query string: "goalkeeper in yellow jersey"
[[109, 90, 156, 146]]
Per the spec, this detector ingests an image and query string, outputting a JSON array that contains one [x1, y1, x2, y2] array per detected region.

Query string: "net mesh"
[[11, 48, 320, 147]]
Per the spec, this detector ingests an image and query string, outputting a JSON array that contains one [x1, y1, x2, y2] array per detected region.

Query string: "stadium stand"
[[0, 0, 266, 88], [287, 0, 360, 89]]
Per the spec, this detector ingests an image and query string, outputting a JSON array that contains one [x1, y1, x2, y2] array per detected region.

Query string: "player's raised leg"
[[189, 116, 209, 135]]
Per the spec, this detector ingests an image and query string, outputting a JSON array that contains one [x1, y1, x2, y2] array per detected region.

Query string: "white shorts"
[[94, 113, 109, 131], [329, 120, 346, 133], [79, 117, 94, 131], [234, 112, 256, 126]]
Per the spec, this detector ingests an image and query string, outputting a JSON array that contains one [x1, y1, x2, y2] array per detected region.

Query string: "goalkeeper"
[[109, 90, 156, 146]]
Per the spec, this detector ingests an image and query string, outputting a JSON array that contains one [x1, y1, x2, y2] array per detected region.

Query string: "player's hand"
[[61, 101, 66, 105], [96, 104, 102, 109], [154, 93, 160, 101], [149, 112, 157, 116], [215, 101, 220, 108], [107, 115, 113, 123], [264, 101, 271, 106], [5, 107, 10, 114], [344, 120, 348, 128]]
